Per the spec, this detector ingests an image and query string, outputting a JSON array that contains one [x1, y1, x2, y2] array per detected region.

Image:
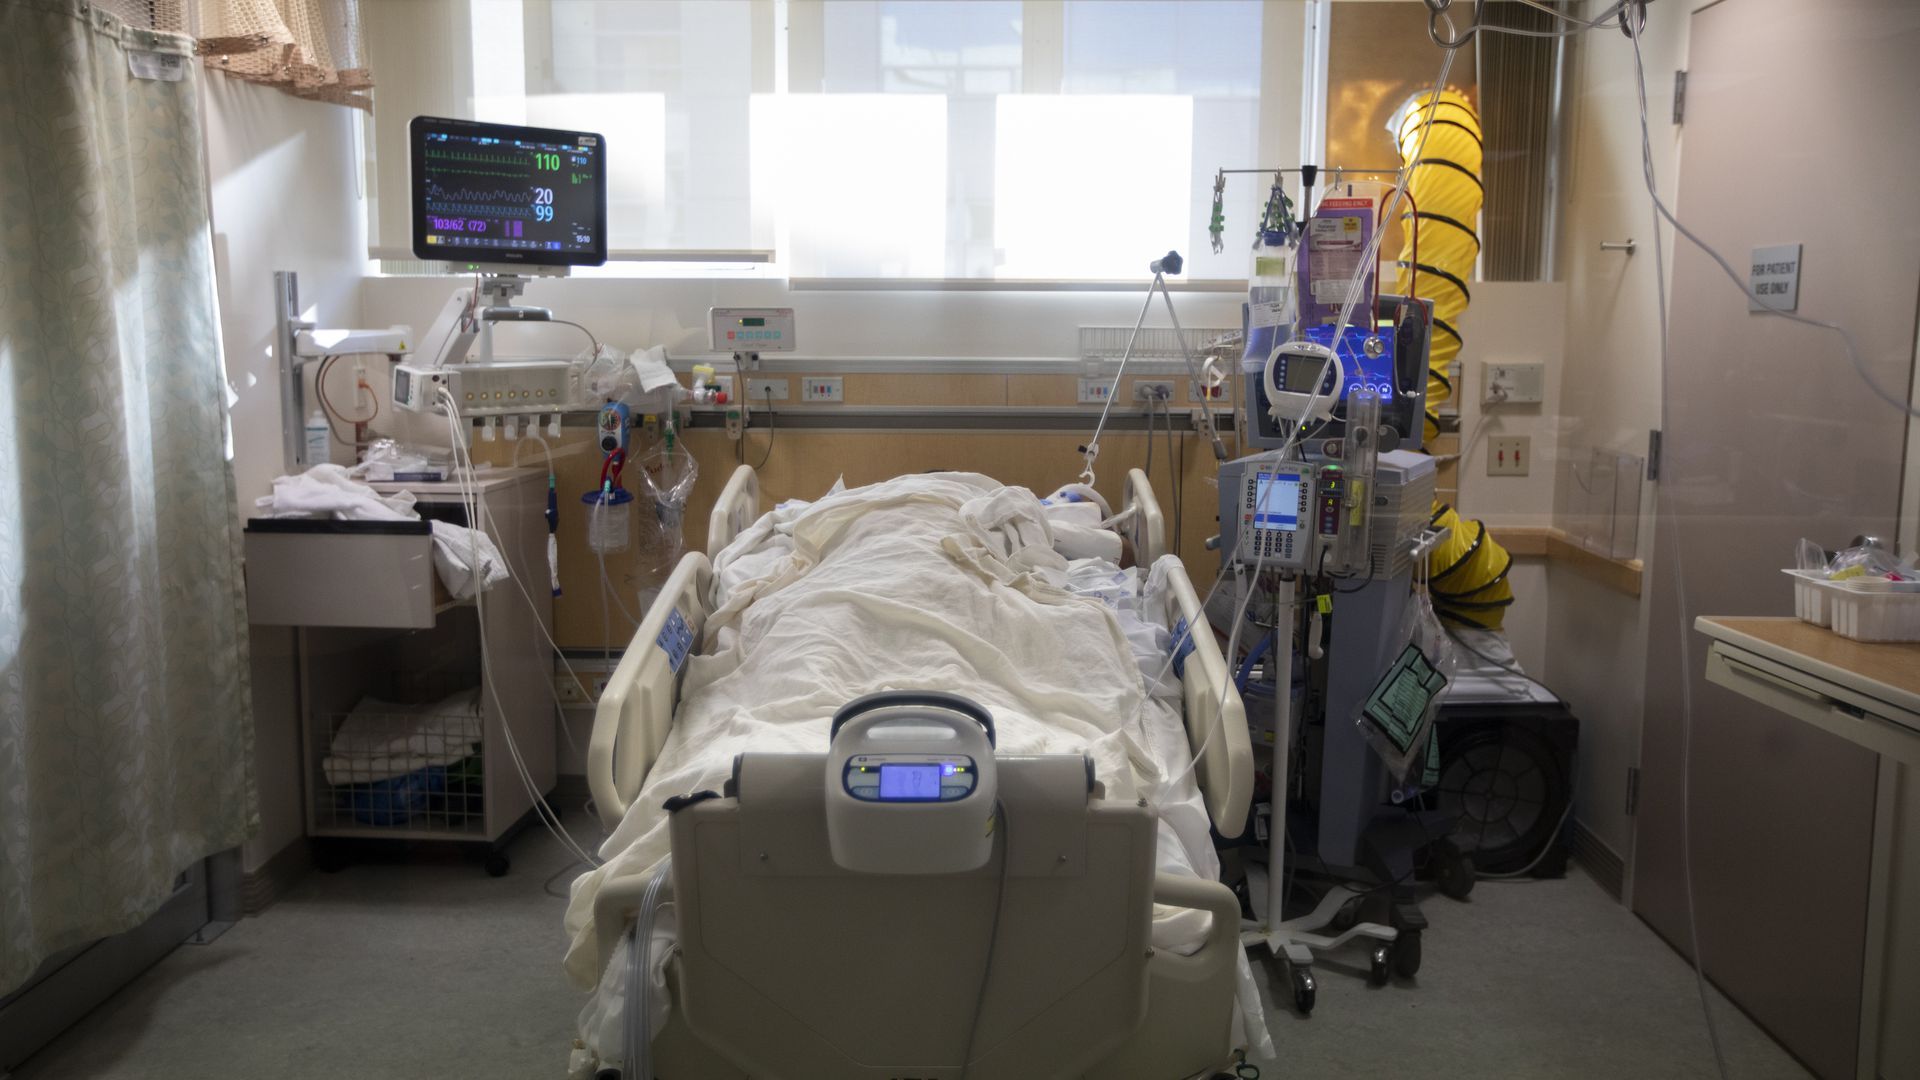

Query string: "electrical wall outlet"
[[1133, 380, 1174, 401], [1077, 377, 1115, 404], [1482, 361, 1545, 404], [1190, 379, 1227, 402], [746, 377, 789, 402], [1488, 435, 1531, 476], [801, 376, 844, 402]]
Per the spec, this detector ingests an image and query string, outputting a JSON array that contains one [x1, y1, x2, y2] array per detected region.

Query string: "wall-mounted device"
[[710, 308, 796, 362], [597, 402, 630, 455], [410, 115, 607, 270], [394, 116, 611, 418], [391, 358, 583, 416], [824, 693, 999, 875]]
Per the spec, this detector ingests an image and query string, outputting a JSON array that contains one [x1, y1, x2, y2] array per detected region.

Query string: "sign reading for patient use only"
[[1748, 243, 1801, 313]]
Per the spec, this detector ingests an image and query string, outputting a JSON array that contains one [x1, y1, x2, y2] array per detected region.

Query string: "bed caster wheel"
[[1435, 839, 1476, 900], [1394, 929, 1422, 978], [1369, 943, 1392, 985], [484, 852, 511, 878], [1289, 965, 1316, 1015]]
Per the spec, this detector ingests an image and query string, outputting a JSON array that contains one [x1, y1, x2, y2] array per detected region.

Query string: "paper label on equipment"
[[128, 50, 187, 82], [1248, 298, 1293, 329], [656, 607, 693, 672], [1361, 642, 1448, 754]]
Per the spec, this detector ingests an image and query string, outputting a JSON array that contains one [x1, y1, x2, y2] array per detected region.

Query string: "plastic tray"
[[1782, 569, 1920, 642]]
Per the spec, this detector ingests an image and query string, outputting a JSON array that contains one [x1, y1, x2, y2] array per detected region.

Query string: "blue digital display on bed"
[[1253, 474, 1301, 531], [878, 764, 943, 801]]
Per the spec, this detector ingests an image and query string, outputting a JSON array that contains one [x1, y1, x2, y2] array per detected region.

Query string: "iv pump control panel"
[[1230, 461, 1355, 571]]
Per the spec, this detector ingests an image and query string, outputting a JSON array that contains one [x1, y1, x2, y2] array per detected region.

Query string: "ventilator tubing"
[[1389, 89, 1482, 444]]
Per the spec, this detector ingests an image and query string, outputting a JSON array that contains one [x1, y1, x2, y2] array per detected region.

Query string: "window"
[[365, 0, 1295, 281]]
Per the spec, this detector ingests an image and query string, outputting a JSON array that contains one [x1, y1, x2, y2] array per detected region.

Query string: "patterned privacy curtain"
[[0, 0, 257, 995], [198, 0, 374, 110]]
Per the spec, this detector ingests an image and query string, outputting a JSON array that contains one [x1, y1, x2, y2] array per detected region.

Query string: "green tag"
[[1360, 643, 1449, 755], [1315, 594, 1333, 615]]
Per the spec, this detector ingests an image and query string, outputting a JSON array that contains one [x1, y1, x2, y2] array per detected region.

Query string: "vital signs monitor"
[[409, 116, 608, 268]]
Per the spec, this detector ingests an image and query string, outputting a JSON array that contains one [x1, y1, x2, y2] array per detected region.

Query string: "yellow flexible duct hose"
[[1428, 504, 1514, 632], [1390, 93, 1508, 629], [1390, 90, 1482, 443]]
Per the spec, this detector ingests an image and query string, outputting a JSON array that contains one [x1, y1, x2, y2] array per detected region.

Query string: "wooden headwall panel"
[[473, 373, 1231, 649]]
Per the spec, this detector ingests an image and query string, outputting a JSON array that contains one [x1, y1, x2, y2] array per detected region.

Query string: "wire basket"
[[312, 684, 488, 836]]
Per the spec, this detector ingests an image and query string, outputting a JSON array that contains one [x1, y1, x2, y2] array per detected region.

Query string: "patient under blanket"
[[564, 472, 1271, 1071]]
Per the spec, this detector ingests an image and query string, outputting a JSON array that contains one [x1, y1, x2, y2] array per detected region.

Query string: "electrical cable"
[[957, 801, 1010, 1080], [548, 318, 600, 354], [748, 385, 776, 470], [436, 389, 602, 870], [1623, 17, 1730, 1079]]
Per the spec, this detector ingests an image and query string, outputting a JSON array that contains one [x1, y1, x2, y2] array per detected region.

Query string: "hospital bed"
[[581, 467, 1259, 1080]]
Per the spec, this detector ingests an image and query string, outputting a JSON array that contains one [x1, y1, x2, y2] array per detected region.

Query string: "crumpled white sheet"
[[254, 464, 508, 599], [321, 689, 482, 785], [566, 472, 1273, 1070]]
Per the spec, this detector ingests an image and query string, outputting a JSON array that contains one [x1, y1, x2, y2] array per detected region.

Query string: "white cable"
[[438, 389, 602, 869], [1624, 19, 1729, 1080]]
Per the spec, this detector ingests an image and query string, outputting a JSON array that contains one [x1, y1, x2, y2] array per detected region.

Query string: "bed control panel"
[[842, 755, 979, 802], [1230, 462, 1316, 569], [825, 692, 999, 874]]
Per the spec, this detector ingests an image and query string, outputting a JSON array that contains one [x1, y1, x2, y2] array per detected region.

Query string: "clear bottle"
[[304, 410, 330, 468]]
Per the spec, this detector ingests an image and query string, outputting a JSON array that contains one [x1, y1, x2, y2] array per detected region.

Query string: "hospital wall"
[[1541, 3, 1689, 887], [203, 76, 370, 877]]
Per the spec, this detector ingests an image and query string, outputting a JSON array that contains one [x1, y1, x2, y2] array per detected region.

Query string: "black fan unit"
[[1430, 702, 1578, 876]]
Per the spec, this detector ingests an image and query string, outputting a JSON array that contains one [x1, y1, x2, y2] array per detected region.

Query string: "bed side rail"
[[1162, 561, 1253, 835], [1123, 468, 1166, 565], [706, 464, 761, 557], [587, 551, 713, 832]]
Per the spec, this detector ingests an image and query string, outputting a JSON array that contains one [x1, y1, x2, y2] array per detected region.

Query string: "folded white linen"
[[321, 689, 482, 785]]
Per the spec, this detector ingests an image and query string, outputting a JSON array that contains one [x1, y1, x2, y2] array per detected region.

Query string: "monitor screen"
[[410, 116, 607, 267], [877, 764, 942, 801], [1302, 324, 1397, 400], [1253, 473, 1301, 532]]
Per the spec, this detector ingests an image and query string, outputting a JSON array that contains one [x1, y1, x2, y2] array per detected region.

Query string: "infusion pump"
[[1217, 451, 1436, 578], [1220, 460, 1362, 572]]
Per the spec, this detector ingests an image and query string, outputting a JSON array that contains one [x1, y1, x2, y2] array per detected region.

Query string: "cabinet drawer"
[[244, 519, 439, 629]]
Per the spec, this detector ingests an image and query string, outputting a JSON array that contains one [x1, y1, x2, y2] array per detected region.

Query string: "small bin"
[[1783, 569, 1920, 642], [315, 690, 488, 836]]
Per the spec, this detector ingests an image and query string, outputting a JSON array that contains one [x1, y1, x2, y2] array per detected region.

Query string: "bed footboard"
[[1162, 561, 1254, 836], [1122, 468, 1167, 565], [587, 551, 713, 832], [707, 464, 761, 557]]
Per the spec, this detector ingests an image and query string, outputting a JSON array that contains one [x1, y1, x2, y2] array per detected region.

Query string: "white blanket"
[[321, 689, 482, 786], [564, 473, 1272, 1068], [254, 464, 508, 600]]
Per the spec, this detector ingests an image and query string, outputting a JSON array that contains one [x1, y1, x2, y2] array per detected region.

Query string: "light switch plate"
[[1488, 435, 1531, 476], [1077, 378, 1115, 404], [801, 377, 844, 403]]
